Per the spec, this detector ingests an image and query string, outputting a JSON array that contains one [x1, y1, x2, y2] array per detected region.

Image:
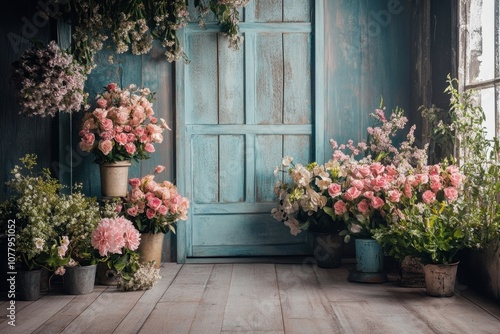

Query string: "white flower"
[[282, 156, 293, 167], [34, 238, 45, 250]]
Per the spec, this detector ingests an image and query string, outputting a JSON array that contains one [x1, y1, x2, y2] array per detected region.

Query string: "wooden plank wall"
[[0, 1, 57, 197], [324, 0, 412, 163]]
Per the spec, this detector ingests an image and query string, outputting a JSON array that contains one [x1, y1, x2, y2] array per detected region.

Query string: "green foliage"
[[422, 75, 500, 251]]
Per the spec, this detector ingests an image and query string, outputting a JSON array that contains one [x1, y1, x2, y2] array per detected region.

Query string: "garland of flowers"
[[43, 0, 250, 74]]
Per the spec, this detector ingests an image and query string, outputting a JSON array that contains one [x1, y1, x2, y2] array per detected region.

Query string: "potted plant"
[[91, 216, 161, 291], [413, 75, 500, 295], [371, 161, 469, 296], [120, 165, 190, 268], [1, 154, 105, 296], [272, 105, 428, 274], [272, 158, 348, 268], [78, 83, 170, 198]]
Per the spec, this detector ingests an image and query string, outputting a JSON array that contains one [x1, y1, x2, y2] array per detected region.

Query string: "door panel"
[[177, 0, 321, 260]]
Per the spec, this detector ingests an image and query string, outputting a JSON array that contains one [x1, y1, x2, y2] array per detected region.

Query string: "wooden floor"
[[1, 262, 500, 334]]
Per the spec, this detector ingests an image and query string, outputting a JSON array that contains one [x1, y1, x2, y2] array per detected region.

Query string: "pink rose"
[[371, 196, 385, 209], [444, 187, 458, 202], [146, 208, 156, 219], [80, 132, 95, 149], [328, 183, 342, 198], [126, 133, 136, 143], [363, 191, 374, 199], [385, 165, 398, 176], [157, 205, 168, 215], [414, 173, 429, 186], [116, 110, 129, 125], [449, 173, 463, 188], [129, 178, 141, 188], [147, 197, 162, 210], [93, 108, 108, 119], [344, 187, 361, 201], [155, 165, 166, 174], [388, 190, 402, 203], [422, 190, 436, 204], [429, 164, 441, 175], [429, 175, 443, 192], [98, 139, 113, 156], [135, 127, 145, 137], [351, 179, 364, 191], [357, 166, 371, 178], [144, 143, 155, 153], [125, 143, 136, 155], [334, 200, 347, 215], [446, 165, 459, 174], [357, 199, 370, 215], [370, 162, 385, 176], [149, 116, 157, 124], [100, 118, 114, 131], [100, 131, 114, 140], [97, 98, 108, 108], [115, 133, 128, 145]]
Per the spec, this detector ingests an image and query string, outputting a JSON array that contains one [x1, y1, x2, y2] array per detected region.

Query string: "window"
[[459, 0, 499, 140]]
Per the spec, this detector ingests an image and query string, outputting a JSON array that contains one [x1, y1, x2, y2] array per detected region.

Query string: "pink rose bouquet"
[[372, 162, 470, 264], [272, 106, 426, 240], [122, 165, 190, 234], [78, 83, 170, 164]]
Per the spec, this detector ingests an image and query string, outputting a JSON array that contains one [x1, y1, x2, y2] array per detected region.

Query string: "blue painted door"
[[176, 0, 325, 261]]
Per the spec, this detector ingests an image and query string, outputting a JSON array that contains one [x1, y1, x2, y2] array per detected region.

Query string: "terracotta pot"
[[423, 262, 459, 297], [313, 233, 344, 268], [137, 232, 164, 269], [99, 160, 131, 197]]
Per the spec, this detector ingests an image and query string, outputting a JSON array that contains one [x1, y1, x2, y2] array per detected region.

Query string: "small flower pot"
[[99, 160, 131, 198], [137, 232, 164, 269], [355, 238, 384, 273], [17, 269, 42, 301], [423, 262, 459, 297], [63, 265, 97, 295]]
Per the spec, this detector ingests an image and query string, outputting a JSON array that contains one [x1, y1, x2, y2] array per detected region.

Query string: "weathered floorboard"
[[113, 263, 182, 334], [222, 264, 283, 332], [1, 263, 500, 334]]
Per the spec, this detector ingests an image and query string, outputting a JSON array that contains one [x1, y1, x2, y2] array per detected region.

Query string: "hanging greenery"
[[42, 0, 250, 74]]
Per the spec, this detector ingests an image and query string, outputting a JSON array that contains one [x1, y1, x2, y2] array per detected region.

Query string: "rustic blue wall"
[[324, 0, 411, 163]]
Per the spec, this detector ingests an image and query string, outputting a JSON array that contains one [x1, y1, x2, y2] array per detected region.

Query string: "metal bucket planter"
[[17, 269, 42, 301], [63, 264, 97, 295]]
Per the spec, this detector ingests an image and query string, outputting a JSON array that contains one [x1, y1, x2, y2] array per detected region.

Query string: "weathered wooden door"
[[176, 0, 325, 261]]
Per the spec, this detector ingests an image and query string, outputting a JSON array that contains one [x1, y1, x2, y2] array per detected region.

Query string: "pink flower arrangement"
[[122, 165, 190, 234], [91, 217, 141, 257], [78, 83, 170, 164], [272, 105, 465, 241]]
